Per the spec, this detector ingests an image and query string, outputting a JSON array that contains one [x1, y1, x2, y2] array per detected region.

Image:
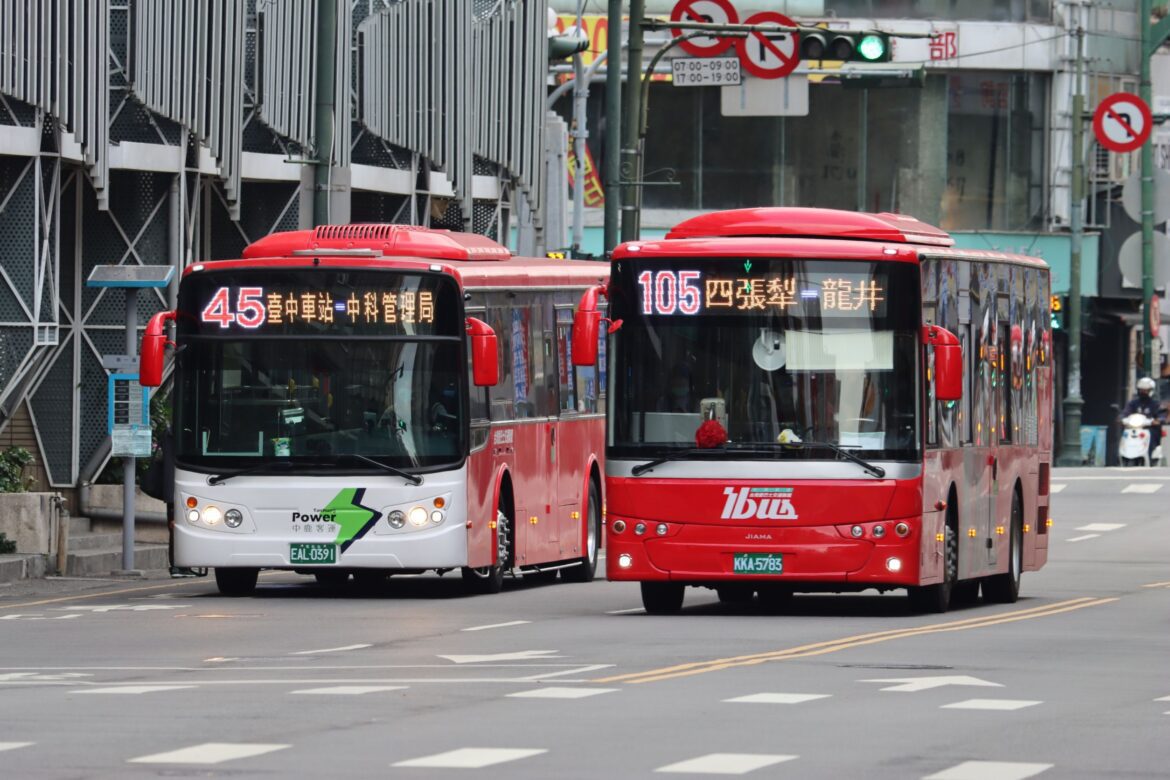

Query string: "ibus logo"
[[292, 510, 337, 522], [720, 487, 798, 521]]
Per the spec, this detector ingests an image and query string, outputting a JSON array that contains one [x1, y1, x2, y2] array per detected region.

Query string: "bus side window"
[[529, 293, 558, 418], [466, 308, 490, 422], [486, 295, 515, 421]]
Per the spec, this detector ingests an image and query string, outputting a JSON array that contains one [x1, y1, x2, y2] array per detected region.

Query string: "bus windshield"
[[174, 269, 465, 472], [609, 258, 921, 462]]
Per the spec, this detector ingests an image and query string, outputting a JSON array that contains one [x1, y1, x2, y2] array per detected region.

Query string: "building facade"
[[0, 0, 550, 490]]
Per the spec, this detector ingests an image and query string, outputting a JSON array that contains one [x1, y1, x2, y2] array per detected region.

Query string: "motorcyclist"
[[1122, 377, 1165, 453]]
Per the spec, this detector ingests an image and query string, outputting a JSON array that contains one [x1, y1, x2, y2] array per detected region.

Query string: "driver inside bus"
[[657, 363, 695, 413]]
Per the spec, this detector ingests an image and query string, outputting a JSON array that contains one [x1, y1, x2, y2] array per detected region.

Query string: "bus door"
[[963, 263, 996, 577], [554, 306, 595, 558], [515, 298, 560, 564]]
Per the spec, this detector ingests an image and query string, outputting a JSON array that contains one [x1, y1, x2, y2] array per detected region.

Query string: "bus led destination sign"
[[635, 269, 886, 317], [200, 286, 436, 329]]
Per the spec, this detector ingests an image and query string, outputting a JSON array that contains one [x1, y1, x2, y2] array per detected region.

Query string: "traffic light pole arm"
[[642, 17, 935, 39], [637, 30, 747, 139]]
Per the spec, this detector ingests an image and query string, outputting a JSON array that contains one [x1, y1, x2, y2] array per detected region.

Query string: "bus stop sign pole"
[[87, 265, 174, 573]]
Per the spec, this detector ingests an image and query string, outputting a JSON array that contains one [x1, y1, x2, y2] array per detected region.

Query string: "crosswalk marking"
[[941, 699, 1042, 711], [75, 685, 196, 695], [0, 743, 34, 753], [723, 693, 831, 705], [924, 761, 1053, 780], [1067, 534, 1099, 543], [507, 687, 617, 699], [291, 686, 406, 695], [393, 748, 547, 769], [1122, 483, 1163, 494], [655, 753, 798, 775], [128, 743, 290, 765], [1076, 523, 1126, 532], [1048, 484, 1066, 493]]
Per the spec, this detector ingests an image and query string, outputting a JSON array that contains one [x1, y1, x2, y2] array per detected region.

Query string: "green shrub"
[[0, 447, 34, 493]]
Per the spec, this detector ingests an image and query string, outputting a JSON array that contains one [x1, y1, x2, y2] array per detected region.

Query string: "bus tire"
[[907, 522, 956, 614], [214, 567, 258, 597], [461, 507, 510, 595], [641, 582, 684, 614], [314, 571, 350, 588], [562, 480, 601, 583], [983, 491, 1023, 604]]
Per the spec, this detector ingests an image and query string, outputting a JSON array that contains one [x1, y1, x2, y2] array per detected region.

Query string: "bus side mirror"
[[140, 310, 176, 388], [922, 324, 962, 402], [466, 317, 499, 387], [573, 284, 617, 367]]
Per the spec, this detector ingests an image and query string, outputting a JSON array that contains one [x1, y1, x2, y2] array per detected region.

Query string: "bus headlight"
[[886, 557, 903, 573], [611, 520, 627, 534], [202, 506, 223, 526], [408, 506, 429, 527], [656, 523, 668, 536], [224, 509, 243, 528], [186, 509, 200, 524], [618, 553, 633, 569], [431, 510, 444, 525], [387, 510, 406, 529], [634, 523, 646, 536], [894, 522, 911, 537], [872, 524, 886, 539], [850, 525, 864, 538]]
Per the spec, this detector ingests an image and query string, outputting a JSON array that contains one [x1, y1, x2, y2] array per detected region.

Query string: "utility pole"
[[313, 0, 337, 227], [1059, 24, 1086, 467], [620, 0, 646, 242], [1141, 2, 1170, 375], [603, 0, 622, 252]]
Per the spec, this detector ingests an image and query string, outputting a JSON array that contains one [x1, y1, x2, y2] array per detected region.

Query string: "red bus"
[[140, 224, 608, 596], [572, 208, 1052, 613]]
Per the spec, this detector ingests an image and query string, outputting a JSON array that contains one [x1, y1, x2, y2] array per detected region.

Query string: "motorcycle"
[[1119, 413, 1163, 467]]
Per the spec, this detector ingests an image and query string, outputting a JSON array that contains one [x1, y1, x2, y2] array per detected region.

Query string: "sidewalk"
[[0, 554, 48, 584]]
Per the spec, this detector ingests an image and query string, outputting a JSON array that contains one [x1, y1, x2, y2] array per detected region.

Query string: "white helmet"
[[1137, 376, 1156, 391]]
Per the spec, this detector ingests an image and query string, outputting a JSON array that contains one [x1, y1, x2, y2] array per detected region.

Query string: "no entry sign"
[[670, 0, 739, 58], [1093, 93, 1152, 154], [735, 11, 800, 80]]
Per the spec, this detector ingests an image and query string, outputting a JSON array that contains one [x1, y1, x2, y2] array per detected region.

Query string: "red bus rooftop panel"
[[665, 207, 955, 247], [242, 224, 513, 262]]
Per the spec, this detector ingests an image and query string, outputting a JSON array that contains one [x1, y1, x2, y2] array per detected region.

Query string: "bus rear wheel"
[[983, 491, 1023, 604], [214, 567, 258, 597], [908, 522, 956, 614], [462, 508, 510, 595], [641, 582, 684, 614], [562, 481, 601, 583]]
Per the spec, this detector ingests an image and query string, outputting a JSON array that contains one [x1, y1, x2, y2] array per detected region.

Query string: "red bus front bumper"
[[605, 520, 921, 587]]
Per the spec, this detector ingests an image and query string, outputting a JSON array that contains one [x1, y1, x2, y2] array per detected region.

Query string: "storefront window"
[[821, 1, 1050, 22]]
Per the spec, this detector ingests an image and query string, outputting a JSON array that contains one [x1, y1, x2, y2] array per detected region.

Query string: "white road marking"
[[462, 620, 531, 632], [516, 664, 616, 681], [0, 743, 34, 753], [723, 693, 831, 705], [1048, 484, 1067, 493], [0, 672, 92, 682], [392, 748, 547, 769], [1122, 483, 1163, 494], [861, 675, 1002, 693], [606, 607, 645, 615], [56, 604, 191, 613], [507, 686, 617, 699], [439, 650, 562, 664], [0, 614, 81, 621], [1066, 534, 1100, 543], [289, 644, 372, 656], [941, 699, 1042, 711], [291, 685, 406, 695], [75, 685, 196, 695], [128, 742, 290, 765], [1075, 523, 1126, 532], [924, 761, 1053, 780], [655, 753, 798, 775], [1155, 696, 1170, 701]]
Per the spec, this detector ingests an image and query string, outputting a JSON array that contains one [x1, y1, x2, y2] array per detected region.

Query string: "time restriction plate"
[[671, 56, 742, 87]]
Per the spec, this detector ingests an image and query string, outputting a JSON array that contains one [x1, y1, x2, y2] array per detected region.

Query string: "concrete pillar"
[[897, 75, 948, 226]]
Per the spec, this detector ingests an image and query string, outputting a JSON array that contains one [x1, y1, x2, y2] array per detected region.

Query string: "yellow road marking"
[[597, 597, 1117, 685]]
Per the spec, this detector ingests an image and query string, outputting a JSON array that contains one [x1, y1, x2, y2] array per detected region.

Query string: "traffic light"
[[1050, 295, 1064, 330], [800, 30, 891, 63], [548, 33, 588, 61]]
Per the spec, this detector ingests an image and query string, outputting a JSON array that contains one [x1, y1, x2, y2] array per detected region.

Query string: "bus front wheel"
[[562, 481, 601, 583], [641, 582, 684, 614], [983, 492, 1023, 604], [462, 508, 510, 595], [908, 523, 956, 614], [214, 567, 258, 597]]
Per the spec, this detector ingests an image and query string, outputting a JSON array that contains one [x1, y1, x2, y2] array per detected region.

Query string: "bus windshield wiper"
[[723, 441, 886, 478], [333, 453, 423, 485], [630, 447, 712, 477], [208, 460, 294, 485]]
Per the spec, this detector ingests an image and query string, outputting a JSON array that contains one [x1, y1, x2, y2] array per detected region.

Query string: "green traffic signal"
[[800, 30, 891, 63]]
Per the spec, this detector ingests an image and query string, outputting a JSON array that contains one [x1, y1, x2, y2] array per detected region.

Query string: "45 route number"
[[202, 286, 265, 329], [638, 270, 702, 316]]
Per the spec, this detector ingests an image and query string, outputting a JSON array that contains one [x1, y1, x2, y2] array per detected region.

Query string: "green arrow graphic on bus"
[[325, 488, 383, 553]]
